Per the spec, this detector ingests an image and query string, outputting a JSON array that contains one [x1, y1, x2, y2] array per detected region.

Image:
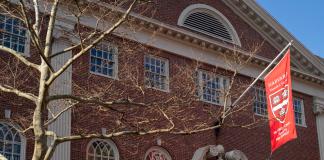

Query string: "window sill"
[[145, 85, 170, 93], [296, 123, 307, 128], [20, 52, 30, 57], [254, 113, 268, 118], [200, 98, 223, 106], [90, 71, 118, 80]]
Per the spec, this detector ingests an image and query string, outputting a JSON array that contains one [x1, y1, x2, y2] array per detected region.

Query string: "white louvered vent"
[[183, 12, 233, 42]]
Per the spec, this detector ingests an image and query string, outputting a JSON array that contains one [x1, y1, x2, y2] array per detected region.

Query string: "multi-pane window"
[[293, 98, 306, 126], [253, 87, 267, 116], [0, 14, 28, 54], [87, 139, 119, 160], [0, 122, 23, 160], [90, 44, 118, 78], [144, 55, 169, 91], [196, 70, 229, 105]]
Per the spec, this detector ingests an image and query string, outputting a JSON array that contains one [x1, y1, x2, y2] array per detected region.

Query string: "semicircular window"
[[178, 4, 241, 46], [0, 122, 24, 160], [87, 139, 119, 160], [184, 12, 232, 41]]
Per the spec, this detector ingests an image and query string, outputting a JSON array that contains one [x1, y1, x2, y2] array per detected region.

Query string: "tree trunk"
[[32, 60, 49, 160]]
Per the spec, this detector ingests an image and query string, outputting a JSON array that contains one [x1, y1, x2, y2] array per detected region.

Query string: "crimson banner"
[[264, 49, 297, 152]]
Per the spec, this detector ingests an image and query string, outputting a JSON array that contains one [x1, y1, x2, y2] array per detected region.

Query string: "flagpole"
[[231, 40, 293, 108]]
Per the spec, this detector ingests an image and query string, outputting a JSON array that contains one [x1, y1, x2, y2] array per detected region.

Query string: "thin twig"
[[46, 0, 138, 86]]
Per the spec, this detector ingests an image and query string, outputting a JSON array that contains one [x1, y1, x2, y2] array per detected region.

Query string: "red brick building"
[[1, 0, 324, 160]]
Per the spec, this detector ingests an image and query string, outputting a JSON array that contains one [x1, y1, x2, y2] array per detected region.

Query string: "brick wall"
[[0, 44, 41, 160], [217, 91, 319, 159], [0, 0, 320, 160], [69, 34, 320, 159], [0, 14, 47, 159]]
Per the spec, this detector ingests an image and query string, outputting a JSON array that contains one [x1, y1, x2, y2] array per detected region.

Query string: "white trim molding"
[[314, 97, 324, 115], [222, 0, 324, 77], [53, 2, 324, 88], [314, 97, 324, 160], [52, 10, 324, 99], [293, 97, 307, 127], [23, 32, 31, 57], [177, 4, 241, 46]]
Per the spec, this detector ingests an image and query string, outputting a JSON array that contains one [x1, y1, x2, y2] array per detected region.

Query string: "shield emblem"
[[269, 85, 289, 123]]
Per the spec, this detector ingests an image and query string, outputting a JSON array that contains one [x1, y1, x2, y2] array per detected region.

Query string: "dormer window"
[[178, 4, 241, 46]]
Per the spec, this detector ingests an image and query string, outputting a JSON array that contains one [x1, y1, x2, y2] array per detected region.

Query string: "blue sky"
[[257, 0, 324, 58]]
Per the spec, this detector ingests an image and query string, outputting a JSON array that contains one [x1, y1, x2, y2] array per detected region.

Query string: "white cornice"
[[223, 0, 324, 77], [24, 4, 321, 100], [53, 0, 324, 87], [314, 97, 324, 115], [51, 2, 324, 88], [122, 18, 324, 87]]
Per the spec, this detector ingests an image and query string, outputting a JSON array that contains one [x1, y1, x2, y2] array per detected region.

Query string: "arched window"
[[178, 4, 241, 46], [87, 139, 119, 160], [144, 146, 172, 160], [0, 122, 26, 160]]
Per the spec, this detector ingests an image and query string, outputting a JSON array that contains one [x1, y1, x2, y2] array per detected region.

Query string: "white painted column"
[[314, 97, 324, 160], [48, 39, 72, 160], [47, 19, 74, 160]]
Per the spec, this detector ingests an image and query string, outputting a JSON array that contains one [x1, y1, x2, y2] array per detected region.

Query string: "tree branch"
[[18, 0, 55, 72], [6, 119, 33, 134], [44, 102, 78, 127], [44, 131, 58, 160], [46, 0, 138, 86], [49, 30, 99, 59], [56, 125, 173, 143], [55, 123, 222, 143], [0, 46, 40, 70], [18, 0, 41, 47], [170, 124, 221, 135], [32, 0, 40, 36], [0, 84, 37, 102], [46, 94, 147, 108], [43, 0, 59, 59]]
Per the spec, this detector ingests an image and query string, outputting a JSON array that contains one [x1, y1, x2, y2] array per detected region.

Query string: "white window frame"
[[0, 14, 30, 57], [253, 87, 268, 117], [177, 4, 241, 46], [144, 146, 172, 160], [86, 138, 119, 160], [293, 97, 307, 127], [0, 121, 26, 160], [89, 43, 118, 79], [144, 55, 169, 92], [196, 70, 230, 106]]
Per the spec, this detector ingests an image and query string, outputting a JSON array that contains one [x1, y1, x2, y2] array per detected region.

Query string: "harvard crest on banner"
[[264, 49, 297, 152]]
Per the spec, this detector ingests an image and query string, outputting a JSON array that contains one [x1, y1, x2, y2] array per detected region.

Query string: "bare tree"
[[0, 0, 265, 160]]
